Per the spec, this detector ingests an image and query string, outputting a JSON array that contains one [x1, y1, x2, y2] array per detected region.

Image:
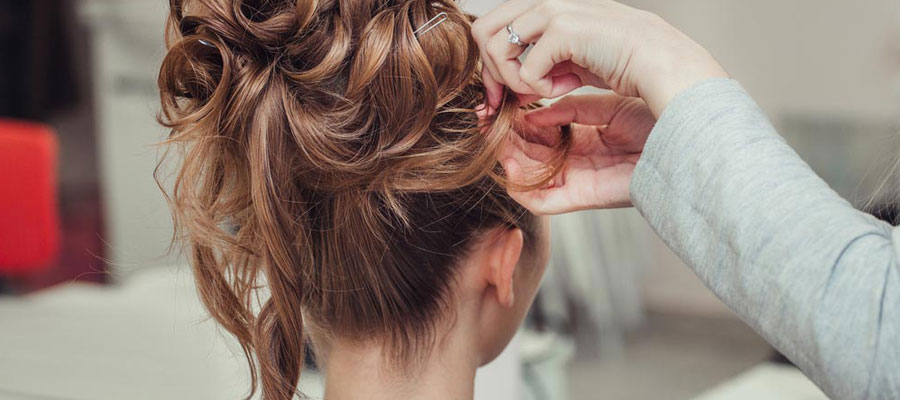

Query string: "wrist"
[[637, 39, 728, 118]]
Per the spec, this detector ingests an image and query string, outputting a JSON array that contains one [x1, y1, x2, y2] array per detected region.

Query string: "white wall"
[[81, 0, 179, 275], [628, 0, 900, 119]]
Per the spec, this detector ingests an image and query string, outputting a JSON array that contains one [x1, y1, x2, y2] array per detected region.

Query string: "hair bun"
[[160, 0, 511, 194]]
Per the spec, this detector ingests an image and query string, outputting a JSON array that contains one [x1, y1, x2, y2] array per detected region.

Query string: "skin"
[[323, 217, 551, 400], [505, 94, 656, 212], [472, 0, 729, 212]]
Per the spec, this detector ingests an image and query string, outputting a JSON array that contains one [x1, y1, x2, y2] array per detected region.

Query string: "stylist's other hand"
[[504, 94, 655, 213], [473, 0, 728, 117]]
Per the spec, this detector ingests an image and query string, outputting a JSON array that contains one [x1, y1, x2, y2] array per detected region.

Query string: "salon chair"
[[0, 119, 60, 291]]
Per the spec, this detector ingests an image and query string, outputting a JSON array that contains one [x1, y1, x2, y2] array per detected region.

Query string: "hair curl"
[[156, 0, 568, 399]]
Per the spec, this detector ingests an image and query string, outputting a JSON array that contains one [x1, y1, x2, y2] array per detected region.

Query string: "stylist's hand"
[[473, 0, 728, 116], [504, 94, 655, 213]]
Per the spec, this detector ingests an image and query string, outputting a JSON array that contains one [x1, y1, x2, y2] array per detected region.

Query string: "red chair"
[[0, 119, 60, 276]]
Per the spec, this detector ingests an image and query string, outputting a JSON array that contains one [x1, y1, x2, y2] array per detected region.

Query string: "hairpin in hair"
[[195, 13, 446, 46], [414, 12, 448, 38]]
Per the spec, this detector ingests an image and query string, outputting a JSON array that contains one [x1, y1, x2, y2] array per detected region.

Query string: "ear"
[[484, 227, 524, 308]]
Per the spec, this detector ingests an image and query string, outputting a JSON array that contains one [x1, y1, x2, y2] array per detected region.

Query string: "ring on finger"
[[506, 24, 527, 47]]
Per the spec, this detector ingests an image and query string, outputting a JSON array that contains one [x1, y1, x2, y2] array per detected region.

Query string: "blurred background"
[[1, 0, 899, 399]]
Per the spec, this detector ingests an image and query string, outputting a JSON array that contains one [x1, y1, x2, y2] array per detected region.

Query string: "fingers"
[[547, 60, 610, 90], [545, 74, 585, 99], [517, 116, 565, 147], [518, 33, 572, 98], [509, 187, 575, 215], [505, 6, 550, 46], [503, 156, 574, 216], [502, 131, 577, 216], [481, 67, 504, 113], [505, 151, 635, 214], [525, 94, 635, 127], [474, 0, 586, 104], [483, 6, 555, 95], [502, 106, 642, 214], [502, 157, 545, 213], [502, 149, 558, 214], [471, 0, 535, 42], [525, 94, 656, 155], [483, 41, 584, 106], [481, 50, 506, 108], [485, 29, 532, 94], [509, 126, 559, 161], [473, 0, 537, 107]]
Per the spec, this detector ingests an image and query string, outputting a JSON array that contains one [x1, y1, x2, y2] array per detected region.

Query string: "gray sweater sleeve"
[[630, 78, 900, 399]]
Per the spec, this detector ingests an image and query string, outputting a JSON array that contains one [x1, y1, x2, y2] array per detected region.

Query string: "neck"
[[323, 318, 481, 400]]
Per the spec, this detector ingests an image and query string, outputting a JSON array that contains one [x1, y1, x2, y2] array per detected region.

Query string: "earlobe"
[[488, 228, 524, 309]]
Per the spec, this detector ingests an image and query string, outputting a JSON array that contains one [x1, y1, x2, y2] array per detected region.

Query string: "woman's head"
[[157, 0, 565, 398]]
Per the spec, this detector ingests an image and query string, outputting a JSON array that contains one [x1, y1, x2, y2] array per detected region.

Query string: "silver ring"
[[506, 24, 526, 46]]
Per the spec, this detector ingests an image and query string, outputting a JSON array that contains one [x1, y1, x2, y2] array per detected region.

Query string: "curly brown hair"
[[156, 0, 568, 399]]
